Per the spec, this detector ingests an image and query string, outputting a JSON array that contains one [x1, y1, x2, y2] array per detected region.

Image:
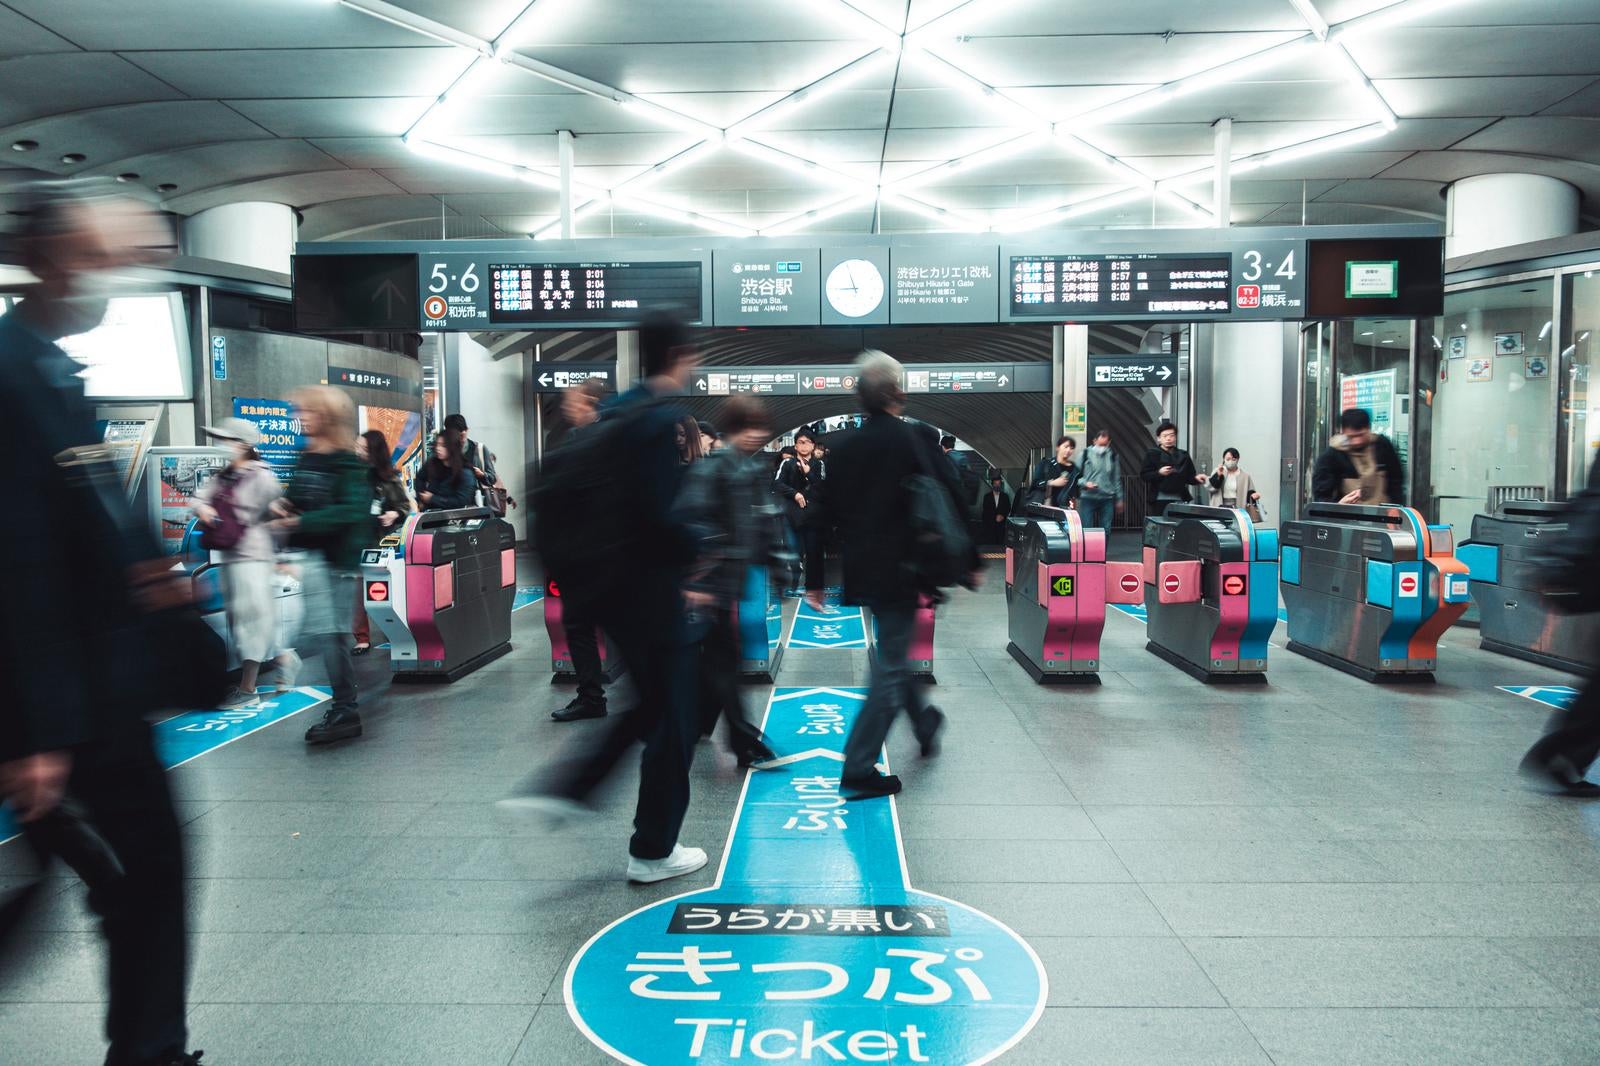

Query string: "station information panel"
[[488, 261, 702, 325], [1010, 253, 1232, 317]]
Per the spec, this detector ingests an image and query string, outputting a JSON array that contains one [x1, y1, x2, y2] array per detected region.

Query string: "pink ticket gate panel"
[[1003, 505, 1108, 683], [542, 579, 619, 683], [361, 507, 517, 682], [868, 593, 938, 683]]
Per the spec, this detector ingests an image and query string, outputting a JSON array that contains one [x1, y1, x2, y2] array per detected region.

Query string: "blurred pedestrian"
[[1313, 407, 1403, 505], [191, 417, 285, 705], [550, 379, 610, 723], [675, 395, 794, 766], [823, 351, 975, 797], [1077, 429, 1123, 531], [697, 420, 719, 455], [1140, 421, 1205, 517], [1207, 447, 1263, 520], [415, 431, 475, 511], [774, 427, 825, 594], [1028, 435, 1080, 508], [0, 190, 216, 1066], [272, 386, 374, 745], [517, 313, 706, 883], [352, 429, 411, 655]]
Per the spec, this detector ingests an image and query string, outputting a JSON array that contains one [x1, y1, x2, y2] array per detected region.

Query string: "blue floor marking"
[[0, 686, 331, 847], [565, 686, 1048, 1065], [1500, 685, 1579, 711], [789, 604, 869, 649], [1110, 602, 1148, 623], [513, 585, 545, 612]]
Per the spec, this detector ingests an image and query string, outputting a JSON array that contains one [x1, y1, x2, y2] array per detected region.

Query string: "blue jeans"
[[1078, 495, 1116, 531]]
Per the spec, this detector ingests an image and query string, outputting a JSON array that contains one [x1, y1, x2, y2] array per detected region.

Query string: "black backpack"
[[903, 435, 974, 589], [532, 400, 656, 584]]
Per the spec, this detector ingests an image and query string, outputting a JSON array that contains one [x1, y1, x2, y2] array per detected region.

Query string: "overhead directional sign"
[[531, 362, 616, 393], [566, 687, 1047, 1065], [1088, 356, 1179, 388], [691, 363, 1049, 398]]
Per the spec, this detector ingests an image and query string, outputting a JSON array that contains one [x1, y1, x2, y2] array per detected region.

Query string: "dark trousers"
[[1526, 672, 1600, 774], [794, 522, 825, 592], [697, 606, 765, 755], [550, 586, 695, 859], [843, 602, 934, 780], [566, 610, 607, 706], [8, 728, 188, 1063]]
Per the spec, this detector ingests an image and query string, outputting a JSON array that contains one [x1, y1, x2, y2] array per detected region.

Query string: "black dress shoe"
[[305, 709, 362, 745], [842, 773, 902, 797], [735, 740, 777, 768], [915, 706, 946, 757], [1519, 751, 1600, 797], [552, 700, 606, 722]]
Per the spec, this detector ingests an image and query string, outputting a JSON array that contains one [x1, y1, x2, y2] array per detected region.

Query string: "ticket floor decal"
[[788, 593, 869, 650], [512, 585, 545, 612], [566, 687, 1047, 1064], [1500, 685, 1579, 711]]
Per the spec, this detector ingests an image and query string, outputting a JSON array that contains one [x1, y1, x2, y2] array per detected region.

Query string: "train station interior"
[[4, 1, 1600, 1063]]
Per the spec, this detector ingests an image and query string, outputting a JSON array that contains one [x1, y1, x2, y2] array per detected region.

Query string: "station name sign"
[[690, 362, 1050, 397], [293, 228, 1439, 332]]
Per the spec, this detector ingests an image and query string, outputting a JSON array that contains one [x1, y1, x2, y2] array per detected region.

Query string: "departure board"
[[488, 261, 702, 324], [1009, 253, 1233, 317]]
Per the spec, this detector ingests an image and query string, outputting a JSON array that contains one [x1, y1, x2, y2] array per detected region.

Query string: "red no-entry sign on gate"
[[1223, 575, 1246, 596], [1163, 574, 1181, 595], [367, 581, 389, 602], [1398, 574, 1418, 597], [1119, 574, 1140, 594]]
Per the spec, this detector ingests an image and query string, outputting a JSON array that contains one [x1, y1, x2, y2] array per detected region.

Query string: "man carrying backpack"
[[515, 314, 706, 883], [821, 351, 977, 798]]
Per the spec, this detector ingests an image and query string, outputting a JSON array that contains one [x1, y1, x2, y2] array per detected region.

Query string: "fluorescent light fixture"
[[338, 0, 491, 54], [724, 49, 895, 141], [1162, 39, 1313, 103], [1360, 331, 1374, 336], [1327, 42, 1398, 130], [881, 192, 987, 231], [731, 138, 877, 192], [909, 49, 1053, 131], [823, 0, 904, 51], [1230, 121, 1390, 173], [618, 97, 723, 140], [1289, 0, 1331, 38], [404, 135, 520, 179], [760, 192, 877, 237], [1540, 320, 1553, 340], [1332, 0, 1474, 42], [992, 187, 1151, 232], [885, 131, 1043, 193]]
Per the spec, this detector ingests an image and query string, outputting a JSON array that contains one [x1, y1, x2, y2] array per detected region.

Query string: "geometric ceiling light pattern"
[[329, 0, 1473, 238]]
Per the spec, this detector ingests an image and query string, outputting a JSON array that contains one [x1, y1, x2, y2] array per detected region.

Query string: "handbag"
[[199, 472, 245, 552]]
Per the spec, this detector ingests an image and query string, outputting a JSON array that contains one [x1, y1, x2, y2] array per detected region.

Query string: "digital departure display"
[[1009, 253, 1233, 317], [488, 261, 702, 324]]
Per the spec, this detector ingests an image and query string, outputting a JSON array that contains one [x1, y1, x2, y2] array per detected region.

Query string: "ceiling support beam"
[[557, 130, 575, 240], [1212, 118, 1233, 225]]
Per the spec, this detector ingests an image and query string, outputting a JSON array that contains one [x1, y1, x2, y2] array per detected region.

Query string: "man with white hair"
[[818, 351, 976, 797]]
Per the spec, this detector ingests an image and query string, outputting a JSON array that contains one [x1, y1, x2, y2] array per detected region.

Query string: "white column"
[[558, 129, 575, 239], [1445, 174, 1579, 258], [1204, 322, 1286, 522], [180, 202, 297, 275], [616, 329, 639, 387], [1211, 118, 1233, 225], [1058, 324, 1088, 440]]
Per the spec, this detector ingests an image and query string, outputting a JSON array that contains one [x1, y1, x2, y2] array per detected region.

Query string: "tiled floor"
[[3, 556, 1599, 1064]]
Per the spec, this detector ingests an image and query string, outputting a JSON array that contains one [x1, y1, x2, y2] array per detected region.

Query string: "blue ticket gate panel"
[[1280, 503, 1470, 682], [361, 507, 516, 682], [1459, 500, 1600, 673], [736, 563, 787, 681], [1141, 504, 1279, 683]]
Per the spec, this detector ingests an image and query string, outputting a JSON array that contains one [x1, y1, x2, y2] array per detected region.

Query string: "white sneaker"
[[218, 688, 262, 710], [275, 650, 302, 693], [494, 795, 596, 833], [627, 844, 708, 884]]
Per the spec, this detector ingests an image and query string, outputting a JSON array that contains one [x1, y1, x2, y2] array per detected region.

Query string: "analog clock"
[[825, 258, 885, 319]]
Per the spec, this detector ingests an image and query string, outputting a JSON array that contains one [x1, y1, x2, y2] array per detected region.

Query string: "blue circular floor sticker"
[[567, 687, 1048, 1064]]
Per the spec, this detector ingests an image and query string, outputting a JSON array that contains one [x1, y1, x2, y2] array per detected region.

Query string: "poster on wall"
[[233, 397, 305, 482], [1524, 354, 1550, 379], [1494, 331, 1524, 356], [101, 418, 157, 498], [1467, 357, 1494, 382], [146, 448, 229, 555], [1338, 368, 1397, 439], [359, 405, 425, 490], [1438, 361, 1448, 383], [1447, 336, 1466, 360]]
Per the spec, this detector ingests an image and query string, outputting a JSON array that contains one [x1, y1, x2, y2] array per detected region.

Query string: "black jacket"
[[416, 460, 476, 511], [773, 454, 824, 526], [824, 414, 973, 608], [1140, 446, 1199, 505], [981, 488, 1012, 525], [1029, 457, 1080, 508], [1312, 434, 1404, 504]]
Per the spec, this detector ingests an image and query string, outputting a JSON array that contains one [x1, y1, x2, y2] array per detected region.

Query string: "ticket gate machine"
[[1004, 505, 1143, 683], [868, 594, 937, 683], [1458, 500, 1600, 673], [542, 580, 618, 683], [1279, 503, 1470, 682], [361, 507, 517, 682], [735, 564, 786, 681], [1141, 505, 1280, 682]]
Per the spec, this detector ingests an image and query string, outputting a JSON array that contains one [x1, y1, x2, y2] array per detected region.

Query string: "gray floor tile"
[[1086, 804, 1324, 841], [1236, 1007, 1600, 1065], [1031, 937, 1227, 1007], [896, 803, 1104, 840], [1110, 838, 1393, 883], [999, 1007, 1274, 1064], [183, 800, 434, 837], [1439, 883, 1600, 937], [187, 1002, 536, 1066], [0, 1002, 114, 1062], [509, 1004, 613, 1064], [907, 838, 1131, 883], [1141, 883, 1475, 937], [1493, 939, 1600, 1008], [1357, 838, 1600, 882], [917, 881, 1174, 937]]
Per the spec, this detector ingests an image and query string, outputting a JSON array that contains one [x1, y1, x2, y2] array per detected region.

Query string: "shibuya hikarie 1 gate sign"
[[292, 225, 1441, 333]]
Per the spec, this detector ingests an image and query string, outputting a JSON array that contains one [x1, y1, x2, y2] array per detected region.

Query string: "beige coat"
[[1206, 465, 1260, 509]]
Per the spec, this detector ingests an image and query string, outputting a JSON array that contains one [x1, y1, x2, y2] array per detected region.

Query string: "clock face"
[[825, 258, 885, 319]]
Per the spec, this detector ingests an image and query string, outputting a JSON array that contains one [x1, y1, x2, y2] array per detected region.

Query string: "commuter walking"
[[352, 429, 411, 655], [1207, 447, 1264, 520], [1312, 407, 1404, 505], [1077, 429, 1123, 531], [445, 412, 515, 515], [1140, 421, 1205, 517], [192, 417, 287, 705], [824, 351, 976, 797], [675, 395, 794, 765], [1028, 436, 1081, 508], [675, 413, 705, 464], [550, 379, 610, 723], [0, 191, 219, 1066], [980, 476, 1012, 544], [518, 313, 706, 883], [774, 427, 826, 594], [415, 431, 476, 511], [273, 386, 374, 745]]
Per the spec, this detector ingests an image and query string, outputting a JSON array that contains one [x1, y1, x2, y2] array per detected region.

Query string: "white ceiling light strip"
[[1156, 121, 1392, 193], [338, 0, 491, 54], [1330, 0, 1472, 41], [723, 49, 897, 141], [992, 187, 1155, 233], [1287, 0, 1331, 39], [1325, 40, 1399, 130], [880, 191, 989, 232], [759, 192, 878, 237]]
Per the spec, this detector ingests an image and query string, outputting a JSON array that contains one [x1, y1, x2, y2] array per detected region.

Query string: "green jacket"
[[286, 449, 374, 571]]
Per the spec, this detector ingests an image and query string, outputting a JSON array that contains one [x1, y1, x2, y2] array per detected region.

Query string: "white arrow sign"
[[695, 378, 708, 391], [1158, 365, 1173, 380], [997, 374, 1009, 387], [538, 372, 552, 387]]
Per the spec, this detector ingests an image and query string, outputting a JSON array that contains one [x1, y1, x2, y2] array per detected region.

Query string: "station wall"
[[454, 334, 527, 540]]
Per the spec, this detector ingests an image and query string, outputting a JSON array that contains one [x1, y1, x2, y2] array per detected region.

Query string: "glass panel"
[[1429, 278, 1555, 534], [1298, 322, 1334, 513], [1335, 317, 1414, 489], [1563, 269, 1600, 494]]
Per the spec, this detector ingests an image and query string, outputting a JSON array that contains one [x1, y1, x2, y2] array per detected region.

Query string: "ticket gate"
[[867, 594, 937, 683], [361, 507, 516, 682], [542, 579, 619, 683], [735, 564, 786, 681], [1280, 503, 1470, 682], [1004, 505, 1143, 683], [1458, 500, 1600, 673], [1141, 504, 1280, 683]]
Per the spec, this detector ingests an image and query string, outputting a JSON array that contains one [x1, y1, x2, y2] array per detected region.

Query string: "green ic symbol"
[[1051, 575, 1075, 597]]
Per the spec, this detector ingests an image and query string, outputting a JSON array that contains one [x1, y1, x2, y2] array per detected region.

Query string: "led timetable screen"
[[488, 261, 702, 324], [1009, 253, 1233, 317]]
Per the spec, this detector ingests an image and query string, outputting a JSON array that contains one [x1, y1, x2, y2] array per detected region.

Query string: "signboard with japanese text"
[[146, 447, 229, 555], [889, 246, 1000, 324], [690, 363, 1049, 398], [566, 687, 1047, 1065], [418, 252, 490, 330], [531, 362, 617, 393], [692, 368, 803, 397], [329, 365, 420, 396], [904, 366, 1012, 393], [233, 397, 305, 481], [713, 249, 820, 326], [1088, 356, 1179, 388], [489, 260, 706, 326], [1339, 369, 1397, 440]]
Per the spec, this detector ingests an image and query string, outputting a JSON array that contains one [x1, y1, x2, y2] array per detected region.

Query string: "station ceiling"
[[2, 0, 1598, 243]]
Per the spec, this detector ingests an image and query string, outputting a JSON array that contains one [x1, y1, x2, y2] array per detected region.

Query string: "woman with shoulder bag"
[[352, 429, 413, 654], [191, 417, 287, 709], [1207, 447, 1263, 522]]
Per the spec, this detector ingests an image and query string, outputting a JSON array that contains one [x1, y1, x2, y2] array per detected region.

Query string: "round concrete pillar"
[[180, 202, 298, 275], [1446, 174, 1579, 259]]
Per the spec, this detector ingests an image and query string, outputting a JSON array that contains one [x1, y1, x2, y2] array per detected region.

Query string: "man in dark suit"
[[821, 351, 977, 797], [0, 192, 206, 1066], [550, 378, 611, 722], [980, 475, 1011, 544]]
